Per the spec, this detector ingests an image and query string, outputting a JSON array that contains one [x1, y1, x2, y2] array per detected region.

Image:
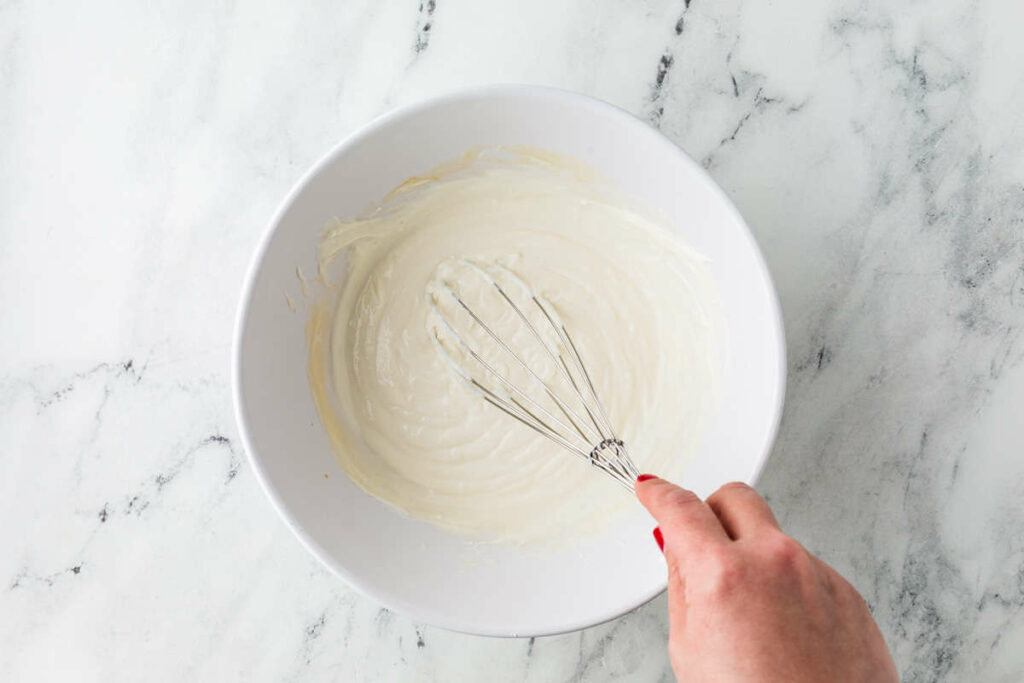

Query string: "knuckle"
[[706, 481, 754, 508], [659, 486, 703, 509], [760, 533, 806, 571], [695, 549, 745, 597], [717, 481, 755, 495]]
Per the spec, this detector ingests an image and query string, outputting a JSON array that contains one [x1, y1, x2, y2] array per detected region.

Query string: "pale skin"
[[635, 476, 899, 682]]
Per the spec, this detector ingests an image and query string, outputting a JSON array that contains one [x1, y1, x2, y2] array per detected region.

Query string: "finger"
[[705, 482, 780, 539], [664, 549, 688, 636], [636, 476, 729, 560]]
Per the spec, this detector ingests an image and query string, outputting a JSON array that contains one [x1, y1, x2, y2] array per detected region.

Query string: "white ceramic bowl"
[[232, 85, 785, 637]]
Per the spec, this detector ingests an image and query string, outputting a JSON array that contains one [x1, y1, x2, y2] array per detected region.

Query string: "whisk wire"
[[429, 262, 640, 491], [491, 283, 609, 442], [443, 282, 603, 446], [534, 300, 620, 444], [429, 302, 593, 455]]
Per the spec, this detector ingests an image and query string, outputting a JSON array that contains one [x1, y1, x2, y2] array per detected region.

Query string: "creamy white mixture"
[[307, 148, 721, 543]]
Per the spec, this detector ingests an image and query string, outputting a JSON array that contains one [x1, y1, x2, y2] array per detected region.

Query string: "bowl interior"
[[233, 87, 785, 636]]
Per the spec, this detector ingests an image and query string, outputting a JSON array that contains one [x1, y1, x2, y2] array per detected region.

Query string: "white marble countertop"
[[3, 1, 1023, 681]]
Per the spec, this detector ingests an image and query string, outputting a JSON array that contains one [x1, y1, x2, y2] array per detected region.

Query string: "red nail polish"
[[653, 527, 664, 552], [637, 474, 657, 483]]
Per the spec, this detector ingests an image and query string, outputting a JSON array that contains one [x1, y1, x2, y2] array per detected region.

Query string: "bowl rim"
[[231, 83, 787, 637]]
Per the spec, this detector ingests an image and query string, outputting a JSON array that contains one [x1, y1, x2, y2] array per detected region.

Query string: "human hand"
[[635, 476, 898, 682]]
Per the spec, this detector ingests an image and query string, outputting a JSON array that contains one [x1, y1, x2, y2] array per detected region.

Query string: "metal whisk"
[[428, 261, 640, 491]]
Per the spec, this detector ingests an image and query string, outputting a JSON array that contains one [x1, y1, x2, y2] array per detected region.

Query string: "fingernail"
[[637, 474, 657, 483], [653, 527, 664, 552]]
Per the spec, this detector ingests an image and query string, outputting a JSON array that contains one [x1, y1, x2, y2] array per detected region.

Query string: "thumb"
[[635, 475, 729, 558]]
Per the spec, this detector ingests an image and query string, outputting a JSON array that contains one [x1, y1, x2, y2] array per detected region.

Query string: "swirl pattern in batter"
[[307, 147, 721, 543]]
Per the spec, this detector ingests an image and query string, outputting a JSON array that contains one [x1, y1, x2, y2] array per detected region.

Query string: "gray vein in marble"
[[646, 6, 689, 126], [302, 610, 328, 663], [414, 0, 437, 55], [753, 6, 1024, 680], [34, 359, 142, 411], [702, 85, 807, 169]]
